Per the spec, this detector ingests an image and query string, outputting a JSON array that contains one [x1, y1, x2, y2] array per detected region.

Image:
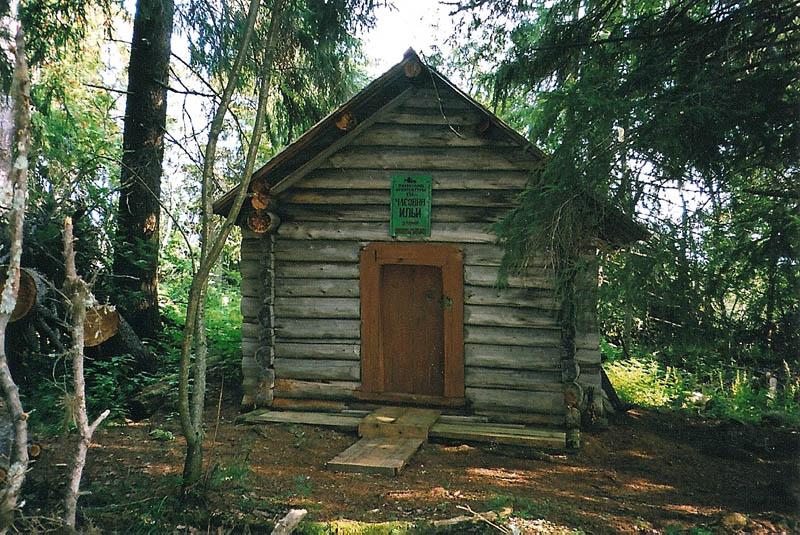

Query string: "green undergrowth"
[[602, 340, 800, 426]]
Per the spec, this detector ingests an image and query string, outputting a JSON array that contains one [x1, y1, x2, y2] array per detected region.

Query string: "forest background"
[[0, 0, 797, 528]]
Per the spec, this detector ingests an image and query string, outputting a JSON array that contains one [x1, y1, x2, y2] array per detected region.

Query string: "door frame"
[[358, 242, 464, 404]]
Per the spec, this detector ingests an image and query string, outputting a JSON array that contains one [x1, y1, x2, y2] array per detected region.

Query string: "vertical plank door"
[[380, 265, 444, 396]]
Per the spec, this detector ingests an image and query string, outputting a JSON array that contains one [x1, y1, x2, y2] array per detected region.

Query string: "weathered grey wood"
[[241, 296, 265, 319], [241, 276, 263, 298], [429, 422, 566, 450], [281, 189, 518, 208], [465, 265, 555, 289], [576, 348, 602, 364], [465, 304, 558, 328], [280, 205, 508, 224], [467, 387, 565, 415], [351, 123, 513, 148], [471, 410, 565, 427], [240, 409, 360, 430], [465, 325, 561, 347], [275, 278, 360, 297], [324, 146, 521, 171], [576, 332, 601, 350], [274, 318, 360, 340], [465, 367, 562, 391], [242, 321, 263, 340], [273, 379, 359, 400], [297, 169, 530, 191], [274, 358, 360, 381], [579, 366, 603, 388], [275, 341, 360, 360], [401, 89, 475, 109], [277, 222, 496, 243], [276, 261, 359, 279], [464, 285, 558, 309], [381, 109, 483, 126], [275, 240, 365, 262], [271, 87, 416, 195], [465, 343, 560, 370], [274, 297, 360, 319]]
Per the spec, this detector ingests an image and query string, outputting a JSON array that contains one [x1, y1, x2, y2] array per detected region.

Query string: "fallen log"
[[0, 267, 45, 322], [83, 305, 119, 348]]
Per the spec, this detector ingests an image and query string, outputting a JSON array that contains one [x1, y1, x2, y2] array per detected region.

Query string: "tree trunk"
[[62, 218, 110, 530], [0, 11, 31, 531], [179, 0, 286, 493], [112, 0, 175, 340]]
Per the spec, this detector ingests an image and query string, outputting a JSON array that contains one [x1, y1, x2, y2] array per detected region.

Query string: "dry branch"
[[61, 218, 110, 529]]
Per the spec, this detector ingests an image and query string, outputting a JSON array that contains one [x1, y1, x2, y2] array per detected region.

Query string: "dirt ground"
[[23, 386, 800, 534]]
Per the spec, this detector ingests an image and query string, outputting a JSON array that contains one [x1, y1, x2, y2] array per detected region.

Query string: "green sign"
[[390, 174, 432, 237]]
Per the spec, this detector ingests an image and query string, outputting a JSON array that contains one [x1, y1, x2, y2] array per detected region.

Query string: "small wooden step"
[[327, 437, 424, 476], [358, 407, 441, 439]]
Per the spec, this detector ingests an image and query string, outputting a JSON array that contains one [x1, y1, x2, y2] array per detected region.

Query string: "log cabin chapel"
[[213, 49, 647, 449]]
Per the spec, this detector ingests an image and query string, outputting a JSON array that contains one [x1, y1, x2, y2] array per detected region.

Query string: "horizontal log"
[[464, 285, 558, 309], [276, 222, 496, 243], [281, 189, 518, 208], [578, 367, 602, 389], [274, 318, 360, 340], [474, 411, 564, 427], [242, 321, 263, 340], [240, 296, 265, 320], [465, 304, 558, 328], [276, 261, 359, 279], [324, 146, 522, 171], [465, 265, 555, 289], [465, 367, 562, 391], [274, 297, 359, 319], [297, 169, 530, 190], [280, 205, 508, 224], [576, 332, 600, 350], [241, 277, 265, 298], [381, 109, 484, 126], [275, 278, 360, 297], [273, 240, 515, 266], [465, 325, 560, 347], [576, 348, 601, 364], [273, 379, 359, 400], [275, 342, 360, 360], [274, 358, 360, 381], [270, 398, 348, 412], [465, 344, 560, 370], [402, 89, 475, 109], [467, 387, 565, 415], [351, 123, 513, 148], [275, 240, 364, 262], [240, 260, 267, 279], [241, 338, 267, 359]]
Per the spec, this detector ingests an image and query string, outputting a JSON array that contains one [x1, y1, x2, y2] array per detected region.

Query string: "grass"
[[602, 340, 800, 426]]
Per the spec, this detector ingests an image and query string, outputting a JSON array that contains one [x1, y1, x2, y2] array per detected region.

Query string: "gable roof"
[[212, 48, 648, 245]]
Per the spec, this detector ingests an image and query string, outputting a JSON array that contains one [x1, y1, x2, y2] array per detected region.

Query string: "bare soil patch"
[[22, 387, 800, 534]]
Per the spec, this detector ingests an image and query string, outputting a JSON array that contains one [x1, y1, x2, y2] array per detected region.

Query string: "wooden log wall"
[[240, 230, 276, 408], [239, 82, 602, 426]]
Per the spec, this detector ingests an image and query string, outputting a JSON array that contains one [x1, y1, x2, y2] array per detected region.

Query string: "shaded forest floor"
[[22, 383, 800, 534]]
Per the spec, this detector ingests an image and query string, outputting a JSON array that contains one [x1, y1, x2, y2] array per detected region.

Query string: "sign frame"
[[389, 174, 432, 238]]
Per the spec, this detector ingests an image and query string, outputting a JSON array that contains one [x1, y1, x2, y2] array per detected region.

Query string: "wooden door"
[[360, 243, 464, 404], [380, 264, 444, 396]]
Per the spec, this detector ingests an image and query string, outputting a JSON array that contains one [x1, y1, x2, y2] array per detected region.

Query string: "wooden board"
[[358, 407, 441, 440], [429, 422, 566, 450], [327, 437, 424, 476], [239, 410, 361, 430]]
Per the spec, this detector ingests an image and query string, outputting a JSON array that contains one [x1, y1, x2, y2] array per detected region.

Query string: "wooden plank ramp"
[[429, 421, 566, 450], [327, 437, 423, 476]]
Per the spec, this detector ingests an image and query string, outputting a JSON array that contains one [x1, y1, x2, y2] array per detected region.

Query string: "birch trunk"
[[0, 8, 31, 531]]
